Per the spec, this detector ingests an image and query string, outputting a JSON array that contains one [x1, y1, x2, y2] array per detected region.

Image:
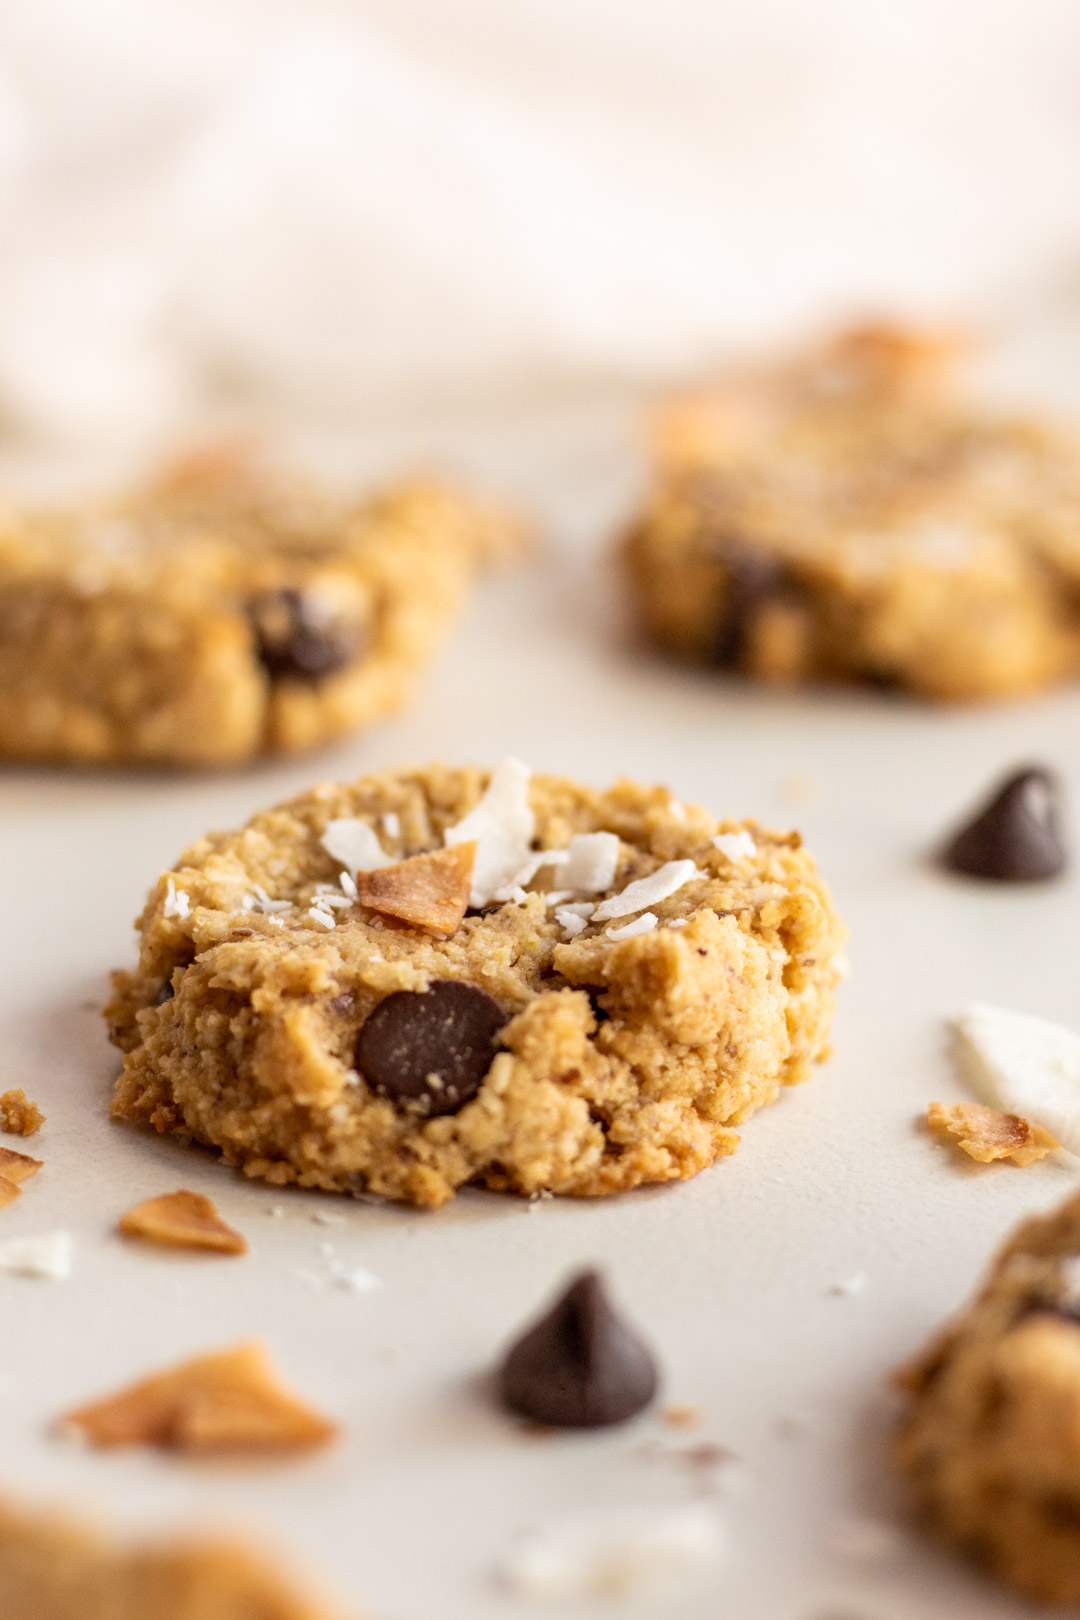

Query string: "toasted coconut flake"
[[0, 1145, 43, 1184], [356, 842, 476, 936], [927, 1100, 1058, 1166], [0, 1089, 45, 1136], [119, 1191, 248, 1255], [62, 1340, 337, 1454]]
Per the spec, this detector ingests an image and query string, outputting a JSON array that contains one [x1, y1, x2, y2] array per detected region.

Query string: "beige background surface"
[[4, 319, 1080, 1617]]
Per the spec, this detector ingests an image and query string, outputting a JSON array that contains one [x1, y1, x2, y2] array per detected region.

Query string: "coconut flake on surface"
[[592, 860, 699, 922], [249, 883, 290, 914], [163, 877, 191, 920], [0, 1231, 72, 1280], [562, 831, 620, 896], [956, 1002, 1080, 1156], [497, 1502, 723, 1599], [381, 812, 400, 839], [321, 818, 394, 872], [713, 830, 756, 861], [606, 912, 658, 940], [306, 906, 336, 930], [444, 756, 535, 907]]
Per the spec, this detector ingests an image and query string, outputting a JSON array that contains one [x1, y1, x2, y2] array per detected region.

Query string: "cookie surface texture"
[[623, 322, 1080, 700], [0, 466, 508, 766], [107, 761, 845, 1207], [896, 1189, 1080, 1604]]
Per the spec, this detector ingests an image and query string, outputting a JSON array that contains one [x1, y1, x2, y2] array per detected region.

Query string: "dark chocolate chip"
[[248, 588, 362, 682], [710, 543, 789, 668], [942, 766, 1066, 882], [498, 1269, 659, 1428], [354, 979, 507, 1116], [582, 985, 610, 1026], [155, 980, 175, 1005]]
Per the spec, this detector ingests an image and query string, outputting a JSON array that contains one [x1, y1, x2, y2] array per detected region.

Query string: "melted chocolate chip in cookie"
[[355, 979, 507, 1116], [943, 766, 1066, 882], [709, 542, 790, 668], [249, 588, 362, 682], [499, 1269, 659, 1428]]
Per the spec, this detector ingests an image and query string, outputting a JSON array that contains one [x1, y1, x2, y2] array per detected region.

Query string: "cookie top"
[[624, 324, 1080, 699], [108, 760, 845, 1206]]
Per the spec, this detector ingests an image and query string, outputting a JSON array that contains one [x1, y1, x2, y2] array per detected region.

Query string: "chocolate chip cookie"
[[623, 323, 1080, 701], [896, 1189, 1080, 1604], [107, 760, 845, 1207], [0, 456, 510, 765]]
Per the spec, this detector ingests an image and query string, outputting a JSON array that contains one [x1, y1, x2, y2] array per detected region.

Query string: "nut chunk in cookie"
[[0, 454, 514, 766], [107, 760, 845, 1207], [896, 1189, 1080, 1604], [623, 322, 1080, 701]]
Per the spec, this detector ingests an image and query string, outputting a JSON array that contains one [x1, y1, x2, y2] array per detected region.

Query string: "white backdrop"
[[0, 0, 1078, 447]]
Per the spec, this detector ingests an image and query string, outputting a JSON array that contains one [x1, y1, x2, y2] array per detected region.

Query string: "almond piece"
[[62, 1340, 337, 1454], [118, 1190, 248, 1255], [0, 1090, 45, 1136], [356, 842, 476, 936], [928, 1100, 1058, 1167], [0, 1146, 43, 1184]]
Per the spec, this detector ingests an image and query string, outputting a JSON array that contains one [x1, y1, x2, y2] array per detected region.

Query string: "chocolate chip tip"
[[498, 1267, 660, 1430], [941, 765, 1066, 884]]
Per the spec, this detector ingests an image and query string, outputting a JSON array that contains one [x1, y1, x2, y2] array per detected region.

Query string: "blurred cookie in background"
[[622, 322, 1080, 702], [0, 443, 519, 767]]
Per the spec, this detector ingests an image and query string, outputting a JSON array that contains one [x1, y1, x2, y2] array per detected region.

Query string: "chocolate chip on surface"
[[943, 766, 1066, 882], [354, 979, 507, 1116], [248, 588, 361, 682], [498, 1269, 659, 1428]]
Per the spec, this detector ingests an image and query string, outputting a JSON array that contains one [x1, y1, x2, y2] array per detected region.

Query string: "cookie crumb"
[[0, 1089, 45, 1136], [118, 1190, 248, 1254], [61, 1340, 336, 1453], [928, 1099, 1057, 1166]]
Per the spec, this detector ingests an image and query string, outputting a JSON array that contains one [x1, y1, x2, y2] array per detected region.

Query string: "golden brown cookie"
[[0, 459, 512, 766], [107, 760, 844, 1208], [623, 323, 1080, 701], [896, 1188, 1080, 1604], [0, 1492, 343, 1620]]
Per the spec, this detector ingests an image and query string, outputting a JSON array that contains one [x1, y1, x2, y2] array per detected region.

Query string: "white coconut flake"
[[668, 799, 687, 823], [0, 1231, 73, 1281], [444, 756, 535, 907], [497, 1502, 723, 1599], [494, 848, 571, 900], [556, 909, 589, 939], [667, 918, 689, 929], [250, 883, 290, 914], [381, 812, 400, 839], [562, 831, 620, 896], [606, 912, 658, 940], [306, 907, 336, 930], [335, 1265, 383, 1294], [956, 1002, 1080, 1155], [338, 869, 358, 900], [163, 877, 191, 920], [593, 860, 699, 922], [713, 830, 756, 861], [312, 885, 353, 909], [321, 818, 393, 872]]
